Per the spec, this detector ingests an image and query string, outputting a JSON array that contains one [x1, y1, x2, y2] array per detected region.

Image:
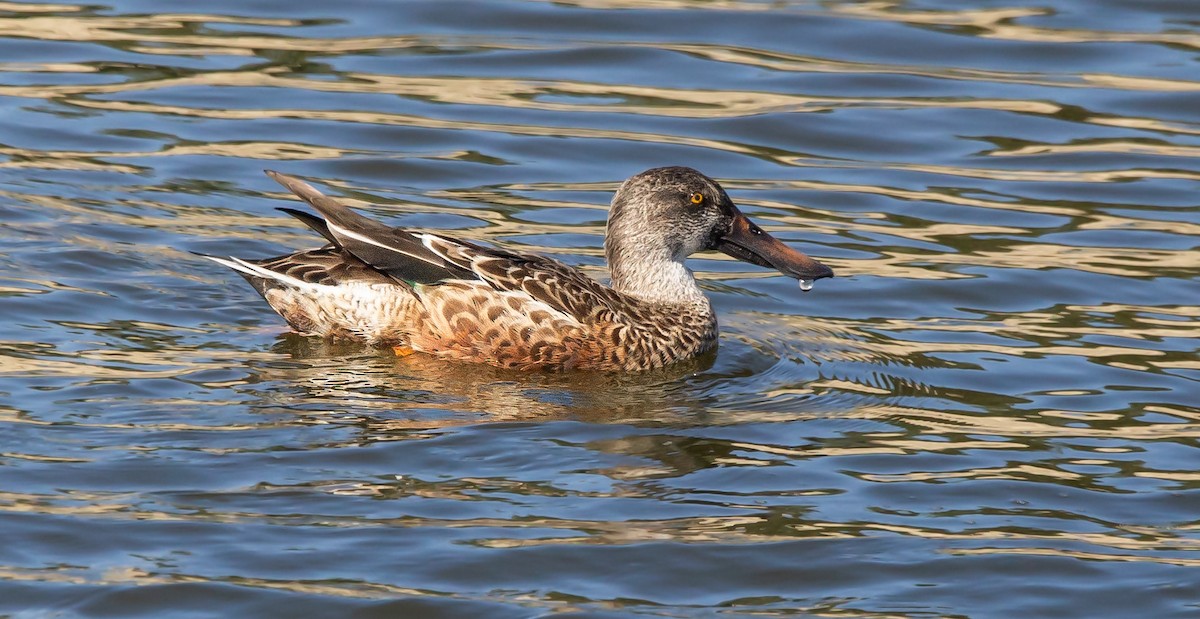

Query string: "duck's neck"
[[606, 242, 708, 306]]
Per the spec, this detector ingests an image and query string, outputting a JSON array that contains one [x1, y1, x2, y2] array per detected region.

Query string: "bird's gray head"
[[604, 167, 833, 300], [605, 166, 737, 263]]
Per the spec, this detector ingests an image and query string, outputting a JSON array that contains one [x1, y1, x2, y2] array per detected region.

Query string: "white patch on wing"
[[204, 255, 325, 291], [418, 233, 455, 262], [326, 221, 443, 267]]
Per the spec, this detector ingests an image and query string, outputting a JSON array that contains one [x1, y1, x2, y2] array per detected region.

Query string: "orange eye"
[[689, 192, 705, 205]]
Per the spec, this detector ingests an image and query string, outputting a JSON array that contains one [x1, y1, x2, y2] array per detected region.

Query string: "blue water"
[[1, 0, 1198, 617]]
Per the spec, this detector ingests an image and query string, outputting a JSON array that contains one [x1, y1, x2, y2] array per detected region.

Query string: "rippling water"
[[2, 0, 1199, 616]]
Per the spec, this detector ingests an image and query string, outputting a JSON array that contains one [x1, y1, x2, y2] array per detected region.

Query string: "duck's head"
[[605, 167, 834, 298]]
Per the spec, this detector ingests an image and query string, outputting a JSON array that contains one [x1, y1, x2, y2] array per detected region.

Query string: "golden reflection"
[[1092, 116, 1200, 137], [0, 13, 299, 47], [539, 0, 781, 10], [0, 10, 518, 55], [0, 564, 429, 599], [881, 408, 1200, 441], [842, 244, 1197, 279], [990, 140, 1200, 159], [2, 345, 259, 378], [1080, 213, 1200, 237], [862, 463, 1084, 483], [0, 61, 96, 73], [0, 1, 86, 13], [1135, 471, 1200, 482], [830, 0, 1200, 50], [862, 307, 1200, 343], [833, 2, 1046, 27], [1081, 74, 1200, 92], [1153, 359, 1200, 372], [949, 547, 1200, 567], [0, 141, 363, 168], [0, 156, 142, 174], [668, 42, 1200, 93], [788, 160, 1200, 184], [0, 284, 50, 296], [0, 451, 89, 463]]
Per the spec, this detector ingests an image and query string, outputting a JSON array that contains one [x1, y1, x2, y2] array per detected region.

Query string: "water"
[[1, 0, 1198, 616]]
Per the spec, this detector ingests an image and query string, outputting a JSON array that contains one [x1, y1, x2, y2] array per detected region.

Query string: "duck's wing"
[[266, 170, 475, 285], [266, 171, 624, 324]]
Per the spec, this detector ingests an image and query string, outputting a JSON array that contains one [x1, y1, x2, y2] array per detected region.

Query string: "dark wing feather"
[[278, 207, 338, 246], [265, 170, 475, 284]]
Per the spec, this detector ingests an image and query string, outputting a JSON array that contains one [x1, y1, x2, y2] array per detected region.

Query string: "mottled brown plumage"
[[203, 168, 834, 371]]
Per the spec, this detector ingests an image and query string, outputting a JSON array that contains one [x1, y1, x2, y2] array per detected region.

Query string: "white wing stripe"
[[418, 233, 454, 262], [203, 255, 322, 290], [326, 221, 443, 267]]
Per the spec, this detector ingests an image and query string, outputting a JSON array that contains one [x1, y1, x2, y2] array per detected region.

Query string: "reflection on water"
[[1, 0, 1198, 616]]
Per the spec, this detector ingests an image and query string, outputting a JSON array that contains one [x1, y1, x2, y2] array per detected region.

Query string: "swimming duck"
[[204, 167, 833, 371]]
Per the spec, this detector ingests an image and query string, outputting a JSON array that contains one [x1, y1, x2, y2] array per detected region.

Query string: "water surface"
[[1, 0, 1198, 617]]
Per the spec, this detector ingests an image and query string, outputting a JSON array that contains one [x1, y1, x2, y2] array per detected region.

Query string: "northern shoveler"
[[203, 167, 834, 371]]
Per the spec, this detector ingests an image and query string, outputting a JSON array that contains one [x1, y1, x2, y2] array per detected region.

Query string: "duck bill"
[[716, 211, 834, 283]]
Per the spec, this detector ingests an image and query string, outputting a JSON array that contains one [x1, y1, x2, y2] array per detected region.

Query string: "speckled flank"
[[247, 269, 717, 371], [261, 282, 414, 343]]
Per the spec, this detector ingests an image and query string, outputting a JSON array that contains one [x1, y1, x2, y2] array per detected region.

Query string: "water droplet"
[[798, 279, 813, 292]]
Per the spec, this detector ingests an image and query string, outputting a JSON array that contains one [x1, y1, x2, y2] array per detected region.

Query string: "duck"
[[202, 167, 834, 371]]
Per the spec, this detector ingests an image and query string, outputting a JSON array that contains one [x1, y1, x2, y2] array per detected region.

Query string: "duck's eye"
[[689, 192, 705, 205]]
